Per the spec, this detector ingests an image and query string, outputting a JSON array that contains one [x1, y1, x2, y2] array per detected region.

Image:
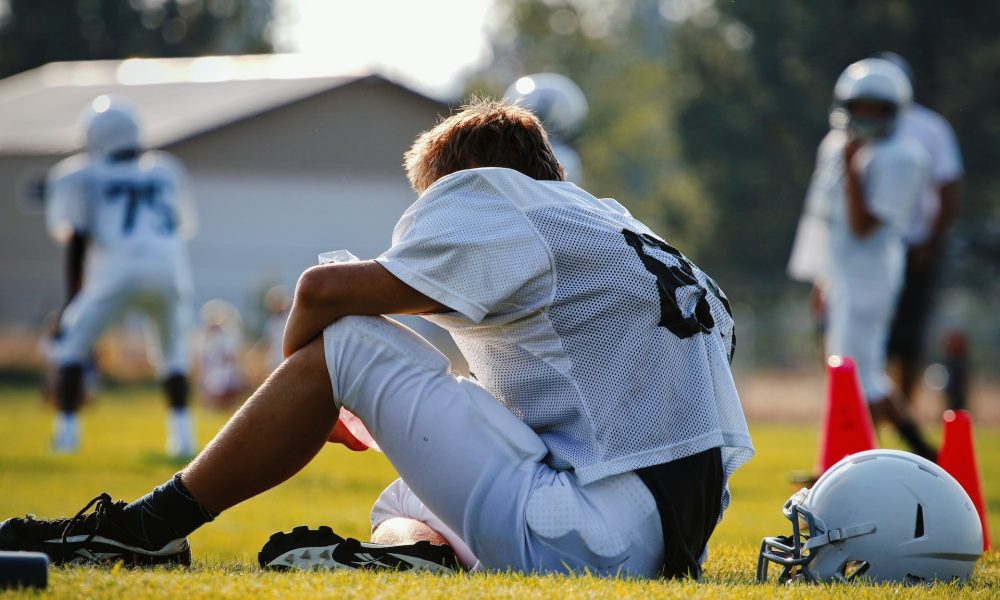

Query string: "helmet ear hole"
[[914, 504, 925, 538], [842, 560, 871, 581]]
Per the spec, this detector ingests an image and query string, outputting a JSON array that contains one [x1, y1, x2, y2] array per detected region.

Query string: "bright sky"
[[272, 0, 499, 97]]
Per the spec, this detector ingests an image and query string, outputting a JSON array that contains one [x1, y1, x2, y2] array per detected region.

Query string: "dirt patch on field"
[[736, 370, 1000, 426]]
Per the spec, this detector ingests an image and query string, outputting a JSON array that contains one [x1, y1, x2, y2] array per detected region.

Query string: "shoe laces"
[[61, 492, 120, 546]]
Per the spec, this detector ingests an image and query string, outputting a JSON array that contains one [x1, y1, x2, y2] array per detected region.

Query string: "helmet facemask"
[[757, 488, 876, 583], [831, 99, 899, 140]]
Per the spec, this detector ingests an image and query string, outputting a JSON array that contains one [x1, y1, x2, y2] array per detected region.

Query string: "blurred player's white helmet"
[[757, 449, 982, 584], [504, 73, 588, 140], [829, 58, 911, 139], [200, 299, 242, 329], [83, 95, 141, 159]]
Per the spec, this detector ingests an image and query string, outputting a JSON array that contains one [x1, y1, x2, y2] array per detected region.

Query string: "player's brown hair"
[[404, 96, 565, 194]]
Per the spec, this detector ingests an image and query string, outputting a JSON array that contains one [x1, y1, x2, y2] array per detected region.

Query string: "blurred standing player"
[[45, 95, 197, 457], [504, 73, 588, 184], [876, 52, 964, 408], [260, 285, 291, 376], [788, 59, 936, 459], [195, 300, 246, 411]]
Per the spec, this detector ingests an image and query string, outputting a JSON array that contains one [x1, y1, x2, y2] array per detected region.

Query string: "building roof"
[[0, 54, 449, 156]]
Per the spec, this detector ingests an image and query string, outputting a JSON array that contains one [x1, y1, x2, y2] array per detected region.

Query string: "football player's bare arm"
[[842, 138, 881, 236], [912, 178, 962, 267], [282, 261, 448, 358]]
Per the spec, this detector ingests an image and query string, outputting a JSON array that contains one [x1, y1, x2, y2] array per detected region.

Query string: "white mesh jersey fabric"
[[46, 151, 195, 275], [377, 168, 753, 488]]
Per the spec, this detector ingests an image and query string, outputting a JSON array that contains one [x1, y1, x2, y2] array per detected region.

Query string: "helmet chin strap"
[[804, 522, 877, 550]]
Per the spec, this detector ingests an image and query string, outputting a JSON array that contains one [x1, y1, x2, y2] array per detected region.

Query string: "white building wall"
[[187, 172, 415, 308]]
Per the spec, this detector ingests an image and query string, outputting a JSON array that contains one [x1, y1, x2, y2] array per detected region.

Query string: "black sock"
[[124, 473, 217, 548], [897, 420, 938, 462]]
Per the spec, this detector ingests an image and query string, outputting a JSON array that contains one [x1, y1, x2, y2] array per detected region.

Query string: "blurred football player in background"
[[788, 58, 936, 459], [194, 300, 246, 411], [504, 73, 588, 184], [875, 52, 965, 409], [260, 284, 291, 377], [45, 95, 197, 457]]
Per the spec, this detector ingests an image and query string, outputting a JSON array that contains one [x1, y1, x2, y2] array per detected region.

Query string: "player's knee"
[[329, 315, 451, 374]]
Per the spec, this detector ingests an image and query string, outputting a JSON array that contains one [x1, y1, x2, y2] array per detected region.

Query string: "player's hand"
[[843, 137, 864, 170], [327, 418, 370, 451], [910, 240, 940, 269], [809, 284, 826, 319]]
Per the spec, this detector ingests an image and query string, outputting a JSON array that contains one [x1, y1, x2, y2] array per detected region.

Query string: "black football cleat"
[[0, 493, 190, 567], [258, 525, 460, 573]]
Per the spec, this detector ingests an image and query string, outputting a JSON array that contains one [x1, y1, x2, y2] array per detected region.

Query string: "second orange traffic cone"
[[937, 409, 991, 551], [816, 355, 878, 475]]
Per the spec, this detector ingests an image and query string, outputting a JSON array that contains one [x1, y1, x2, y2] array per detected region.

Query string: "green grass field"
[[0, 383, 997, 598]]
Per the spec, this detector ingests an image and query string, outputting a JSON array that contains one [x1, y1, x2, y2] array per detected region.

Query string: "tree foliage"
[[0, 0, 273, 80]]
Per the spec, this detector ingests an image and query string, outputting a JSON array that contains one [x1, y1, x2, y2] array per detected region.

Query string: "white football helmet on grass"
[[757, 449, 982, 584]]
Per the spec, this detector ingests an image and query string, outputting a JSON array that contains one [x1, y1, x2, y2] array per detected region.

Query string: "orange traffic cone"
[[937, 409, 991, 551], [816, 355, 878, 475]]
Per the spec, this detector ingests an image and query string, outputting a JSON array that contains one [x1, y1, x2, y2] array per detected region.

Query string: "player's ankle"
[[371, 517, 450, 546]]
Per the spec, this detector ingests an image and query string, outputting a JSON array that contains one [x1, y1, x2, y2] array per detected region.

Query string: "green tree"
[[0, 0, 273, 80]]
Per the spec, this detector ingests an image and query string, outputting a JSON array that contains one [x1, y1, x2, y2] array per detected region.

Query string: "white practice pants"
[[54, 262, 192, 376], [825, 286, 895, 403], [322, 316, 665, 577]]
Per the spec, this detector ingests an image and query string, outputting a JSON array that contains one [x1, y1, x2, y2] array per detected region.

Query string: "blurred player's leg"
[[52, 364, 84, 452], [826, 289, 937, 460], [148, 283, 196, 458], [163, 373, 194, 457], [50, 280, 132, 452], [869, 394, 936, 461], [886, 256, 937, 407]]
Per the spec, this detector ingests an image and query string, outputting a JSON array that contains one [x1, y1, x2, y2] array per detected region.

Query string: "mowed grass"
[[0, 383, 997, 598]]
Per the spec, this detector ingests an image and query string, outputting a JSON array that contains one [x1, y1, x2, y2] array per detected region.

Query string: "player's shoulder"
[[871, 133, 929, 173], [139, 150, 188, 175], [46, 153, 91, 183], [903, 104, 953, 134]]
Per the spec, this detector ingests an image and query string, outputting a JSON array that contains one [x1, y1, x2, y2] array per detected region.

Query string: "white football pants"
[[825, 286, 896, 403], [322, 315, 664, 577], [54, 260, 192, 376]]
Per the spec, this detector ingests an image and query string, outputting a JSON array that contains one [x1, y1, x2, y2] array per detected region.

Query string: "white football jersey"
[[377, 168, 753, 488], [793, 129, 928, 306], [45, 150, 196, 280], [897, 104, 964, 244]]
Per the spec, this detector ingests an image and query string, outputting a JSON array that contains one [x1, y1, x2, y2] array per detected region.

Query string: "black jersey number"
[[105, 180, 176, 235], [621, 229, 731, 340]]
